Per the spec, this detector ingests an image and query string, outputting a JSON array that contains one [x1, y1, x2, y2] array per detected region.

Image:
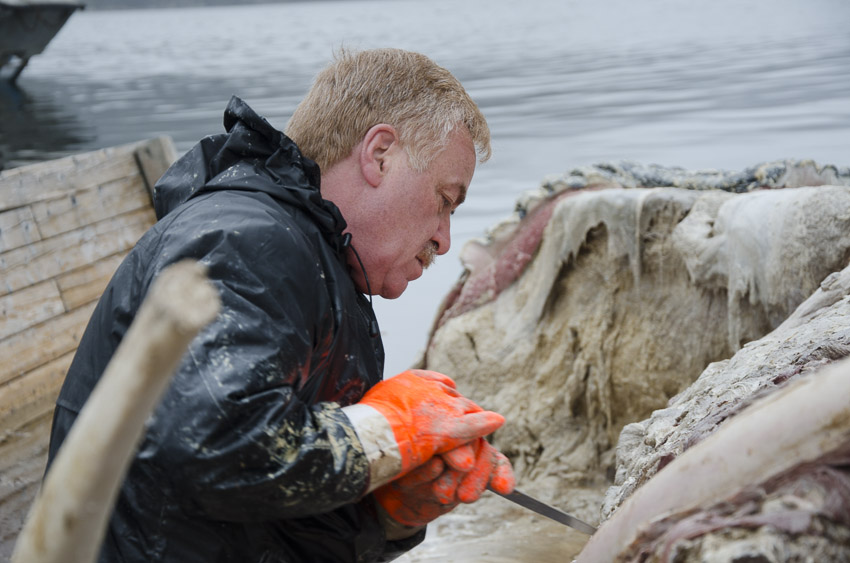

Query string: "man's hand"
[[441, 438, 515, 503], [355, 370, 505, 477], [374, 437, 515, 528], [374, 456, 456, 530]]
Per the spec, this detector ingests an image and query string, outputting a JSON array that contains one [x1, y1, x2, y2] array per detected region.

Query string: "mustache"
[[417, 241, 439, 269]]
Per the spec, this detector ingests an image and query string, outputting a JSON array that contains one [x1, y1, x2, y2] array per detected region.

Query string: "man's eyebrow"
[[455, 184, 468, 206]]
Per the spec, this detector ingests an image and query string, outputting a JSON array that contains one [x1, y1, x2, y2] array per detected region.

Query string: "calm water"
[[2, 0, 849, 375]]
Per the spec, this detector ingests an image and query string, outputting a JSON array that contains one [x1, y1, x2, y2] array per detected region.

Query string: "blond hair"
[[286, 48, 491, 172]]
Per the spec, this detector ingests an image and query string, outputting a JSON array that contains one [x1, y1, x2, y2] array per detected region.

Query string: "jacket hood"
[[153, 96, 347, 244]]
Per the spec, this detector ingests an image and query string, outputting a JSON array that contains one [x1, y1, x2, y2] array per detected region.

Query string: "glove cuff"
[[342, 403, 403, 493]]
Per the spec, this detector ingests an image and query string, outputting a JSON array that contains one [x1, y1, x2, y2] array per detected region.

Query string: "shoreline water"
[[2, 0, 849, 375]]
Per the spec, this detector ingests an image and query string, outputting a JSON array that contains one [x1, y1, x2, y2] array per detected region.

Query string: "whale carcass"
[[416, 160, 850, 560]]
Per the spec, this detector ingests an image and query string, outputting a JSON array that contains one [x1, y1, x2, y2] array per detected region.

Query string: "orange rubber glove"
[[374, 438, 515, 527], [374, 456, 457, 529], [444, 437, 515, 503], [357, 369, 505, 477]]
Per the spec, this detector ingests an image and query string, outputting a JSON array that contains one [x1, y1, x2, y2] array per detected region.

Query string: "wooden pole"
[[11, 260, 220, 563]]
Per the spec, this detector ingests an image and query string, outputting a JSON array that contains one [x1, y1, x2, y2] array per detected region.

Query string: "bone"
[[12, 260, 220, 563], [575, 354, 850, 562]]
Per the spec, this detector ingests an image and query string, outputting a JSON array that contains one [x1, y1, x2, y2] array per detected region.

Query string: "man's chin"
[[379, 285, 406, 300], [378, 278, 410, 300]]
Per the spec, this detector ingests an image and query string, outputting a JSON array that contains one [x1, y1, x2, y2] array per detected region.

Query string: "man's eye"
[[442, 196, 454, 213]]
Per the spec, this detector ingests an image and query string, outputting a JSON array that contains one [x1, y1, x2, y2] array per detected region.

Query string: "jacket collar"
[[153, 96, 348, 253]]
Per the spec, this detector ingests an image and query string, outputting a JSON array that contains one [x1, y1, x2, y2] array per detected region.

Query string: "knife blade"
[[489, 487, 597, 535]]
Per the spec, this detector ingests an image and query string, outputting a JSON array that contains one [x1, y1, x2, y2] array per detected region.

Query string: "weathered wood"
[[1, 482, 39, 562], [0, 302, 95, 387], [29, 172, 152, 240], [0, 413, 50, 485], [0, 207, 155, 297], [135, 136, 178, 198], [56, 253, 124, 311], [12, 261, 221, 563], [0, 280, 65, 341], [0, 413, 49, 479], [0, 137, 177, 560], [0, 413, 51, 563], [0, 352, 72, 440], [0, 206, 42, 253], [0, 138, 174, 212], [0, 144, 140, 211], [0, 459, 44, 535]]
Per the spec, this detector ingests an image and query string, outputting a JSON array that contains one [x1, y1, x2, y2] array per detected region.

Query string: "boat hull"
[[0, 2, 84, 81]]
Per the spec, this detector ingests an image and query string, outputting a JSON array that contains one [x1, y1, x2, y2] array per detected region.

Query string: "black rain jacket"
[[47, 97, 425, 562]]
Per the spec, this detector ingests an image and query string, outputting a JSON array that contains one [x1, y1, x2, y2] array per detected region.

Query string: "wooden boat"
[[0, 0, 85, 83], [0, 136, 176, 559]]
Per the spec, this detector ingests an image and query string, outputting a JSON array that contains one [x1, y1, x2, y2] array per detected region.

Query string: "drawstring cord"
[[341, 233, 380, 337]]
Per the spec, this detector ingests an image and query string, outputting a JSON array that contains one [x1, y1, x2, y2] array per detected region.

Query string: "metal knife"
[[489, 487, 597, 535]]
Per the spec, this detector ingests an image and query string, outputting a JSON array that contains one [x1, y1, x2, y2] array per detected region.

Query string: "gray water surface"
[[2, 0, 848, 375]]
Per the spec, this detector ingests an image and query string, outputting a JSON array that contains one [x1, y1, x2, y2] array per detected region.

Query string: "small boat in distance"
[[0, 0, 84, 83]]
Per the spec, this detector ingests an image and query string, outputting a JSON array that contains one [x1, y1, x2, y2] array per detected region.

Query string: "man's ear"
[[360, 124, 399, 188]]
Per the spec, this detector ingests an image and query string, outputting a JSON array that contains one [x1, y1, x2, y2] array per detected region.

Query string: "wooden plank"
[[30, 172, 152, 240], [0, 207, 155, 297], [0, 412, 51, 561], [1, 479, 39, 559], [0, 280, 65, 341], [0, 136, 177, 559], [0, 141, 143, 212], [56, 253, 124, 311], [0, 352, 72, 437], [135, 136, 178, 198], [0, 206, 42, 253], [0, 410, 50, 487], [0, 301, 95, 387], [0, 137, 176, 213]]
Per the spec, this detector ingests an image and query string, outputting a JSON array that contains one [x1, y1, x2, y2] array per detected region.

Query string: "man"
[[47, 48, 514, 562]]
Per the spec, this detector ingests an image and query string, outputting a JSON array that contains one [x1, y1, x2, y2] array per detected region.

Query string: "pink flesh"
[[429, 185, 610, 337]]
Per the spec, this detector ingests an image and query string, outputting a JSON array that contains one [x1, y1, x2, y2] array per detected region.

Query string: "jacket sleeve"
[[134, 191, 371, 522]]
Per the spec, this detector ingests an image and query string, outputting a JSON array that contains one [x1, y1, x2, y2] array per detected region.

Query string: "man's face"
[[350, 127, 476, 299]]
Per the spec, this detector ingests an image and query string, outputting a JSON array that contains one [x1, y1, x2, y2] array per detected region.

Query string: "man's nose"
[[433, 215, 451, 255]]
